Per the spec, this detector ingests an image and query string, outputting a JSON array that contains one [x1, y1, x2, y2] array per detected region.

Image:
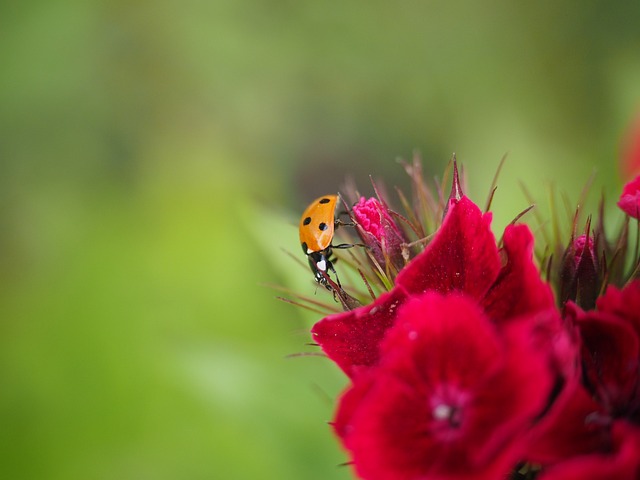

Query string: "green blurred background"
[[1, 1, 639, 479]]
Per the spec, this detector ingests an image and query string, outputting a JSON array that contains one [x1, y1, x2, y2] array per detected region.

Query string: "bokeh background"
[[1, 1, 640, 479]]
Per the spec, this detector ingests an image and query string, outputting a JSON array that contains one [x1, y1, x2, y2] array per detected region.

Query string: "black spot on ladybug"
[[318, 222, 328, 231], [319, 198, 331, 204], [301, 242, 308, 253], [303, 216, 312, 226]]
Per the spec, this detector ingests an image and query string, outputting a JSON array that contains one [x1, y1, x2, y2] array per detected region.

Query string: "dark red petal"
[[524, 307, 581, 380], [311, 288, 407, 378], [337, 293, 554, 480], [596, 280, 640, 338], [395, 196, 501, 299], [537, 421, 640, 480], [577, 311, 640, 418], [482, 224, 556, 324], [525, 378, 611, 464]]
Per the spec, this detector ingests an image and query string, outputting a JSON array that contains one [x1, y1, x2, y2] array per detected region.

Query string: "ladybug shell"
[[299, 194, 338, 254]]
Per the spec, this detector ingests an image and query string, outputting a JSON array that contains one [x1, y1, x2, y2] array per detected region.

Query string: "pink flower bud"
[[560, 232, 599, 309], [352, 197, 406, 273], [573, 234, 595, 268]]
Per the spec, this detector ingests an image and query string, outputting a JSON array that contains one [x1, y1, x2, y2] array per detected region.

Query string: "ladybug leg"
[[323, 248, 344, 290], [332, 242, 366, 249], [335, 210, 356, 228], [326, 257, 341, 289], [324, 257, 344, 303], [334, 218, 356, 228]]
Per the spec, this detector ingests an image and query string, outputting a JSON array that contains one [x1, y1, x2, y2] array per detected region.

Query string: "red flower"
[[311, 195, 556, 378], [524, 282, 640, 477], [333, 293, 556, 480], [618, 175, 640, 220]]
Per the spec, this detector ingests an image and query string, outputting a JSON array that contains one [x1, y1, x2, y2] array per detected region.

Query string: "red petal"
[[524, 307, 581, 380], [395, 196, 501, 299], [576, 311, 639, 418], [526, 378, 611, 464], [596, 280, 640, 338], [332, 371, 375, 440], [482, 224, 556, 323], [537, 421, 640, 480], [311, 288, 407, 378]]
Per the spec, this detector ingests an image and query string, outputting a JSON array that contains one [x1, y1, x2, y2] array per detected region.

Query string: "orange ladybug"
[[299, 194, 354, 289]]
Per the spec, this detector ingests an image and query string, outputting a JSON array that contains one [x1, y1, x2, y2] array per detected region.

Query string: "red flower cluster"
[[305, 160, 640, 479]]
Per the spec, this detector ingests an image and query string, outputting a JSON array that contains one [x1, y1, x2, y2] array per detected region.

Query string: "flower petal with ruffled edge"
[[481, 224, 556, 324], [334, 293, 555, 480], [311, 289, 407, 378], [394, 196, 502, 298]]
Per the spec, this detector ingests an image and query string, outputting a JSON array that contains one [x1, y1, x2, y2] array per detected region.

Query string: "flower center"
[[432, 403, 462, 427], [429, 386, 469, 441], [432, 403, 452, 420]]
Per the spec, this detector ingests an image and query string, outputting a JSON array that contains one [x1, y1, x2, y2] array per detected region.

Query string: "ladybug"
[[299, 194, 355, 289]]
